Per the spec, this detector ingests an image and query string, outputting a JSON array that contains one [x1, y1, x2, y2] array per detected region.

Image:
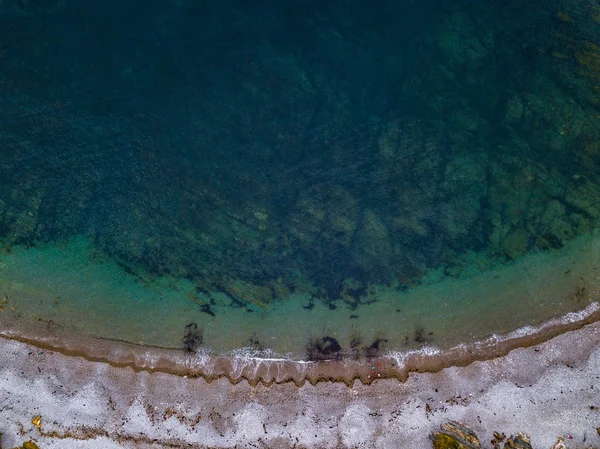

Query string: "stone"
[[503, 432, 532, 449], [223, 279, 273, 309], [22, 442, 41, 449], [502, 228, 529, 260], [430, 421, 482, 449], [326, 186, 359, 248], [492, 431, 506, 449], [352, 209, 391, 271], [506, 95, 524, 121]]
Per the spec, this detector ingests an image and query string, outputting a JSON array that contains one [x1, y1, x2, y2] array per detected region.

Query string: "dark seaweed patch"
[[541, 233, 563, 249], [200, 304, 216, 317], [302, 298, 315, 310], [349, 336, 363, 359], [306, 336, 342, 361], [364, 338, 388, 358], [247, 335, 263, 350], [183, 322, 202, 352], [414, 326, 427, 343], [350, 337, 362, 349]]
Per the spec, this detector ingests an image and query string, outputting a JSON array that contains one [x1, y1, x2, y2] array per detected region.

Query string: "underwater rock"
[[502, 228, 529, 260], [505, 94, 524, 121], [326, 186, 359, 248], [269, 278, 290, 301], [223, 278, 273, 309], [564, 179, 600, 219], [435, 13, 490, 70], [339, 277, 368, 309], [289, 191, 326, 245], [6, 190, 43, 245], [438, 156, 487, 241], [352, 209, 391, 272], [453, 107, 482, 132], [430, 421, 482, 449], [538, 200, 574, 248]]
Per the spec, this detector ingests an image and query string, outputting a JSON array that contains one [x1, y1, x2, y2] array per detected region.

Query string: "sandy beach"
[[2, 317, 600, 449]]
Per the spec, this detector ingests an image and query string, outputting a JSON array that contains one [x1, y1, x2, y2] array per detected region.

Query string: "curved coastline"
[[2, 301, 599, 387]]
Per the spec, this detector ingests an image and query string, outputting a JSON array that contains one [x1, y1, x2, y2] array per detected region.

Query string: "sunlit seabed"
[[0, 228, 598, 366]]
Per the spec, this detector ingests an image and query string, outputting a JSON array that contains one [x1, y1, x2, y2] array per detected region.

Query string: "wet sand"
[[2, 313, 600, 448]]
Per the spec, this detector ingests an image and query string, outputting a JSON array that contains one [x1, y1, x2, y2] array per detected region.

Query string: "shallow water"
[[1, 0, 600, 372]]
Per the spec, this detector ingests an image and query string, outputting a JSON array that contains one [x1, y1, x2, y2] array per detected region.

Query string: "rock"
[[492, 431, 506, 449], [430, 421, 482, 449], [289, 191, 326, 245], [23, 442, 41, 449], [31, 415, 42, 430], [378, 120, 402, 161], [506, 95, 524, 121], [502, 228, 529, 259], [503, 433, 532, 449], [223, 278, 273, 309], [326, 186, 359, 248], [352, 209, 391, 272]]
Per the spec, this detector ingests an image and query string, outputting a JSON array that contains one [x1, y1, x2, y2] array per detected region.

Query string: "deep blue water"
[[1, 0, 600, 355]]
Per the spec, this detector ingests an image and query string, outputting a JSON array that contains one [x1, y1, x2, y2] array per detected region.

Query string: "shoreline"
[[2, 301, 599, 387], [2, 308, 600, 448]]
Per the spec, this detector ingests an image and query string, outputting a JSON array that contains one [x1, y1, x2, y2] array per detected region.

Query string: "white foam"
[[492, 301, 599, 342], [386, 345, 442, 366], [226, 346, 314, 363], [384, 301, 600, 373], [562, 301, 600, 322]]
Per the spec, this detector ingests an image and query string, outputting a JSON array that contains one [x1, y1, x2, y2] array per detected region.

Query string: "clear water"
[[1, 0, 600, 367]]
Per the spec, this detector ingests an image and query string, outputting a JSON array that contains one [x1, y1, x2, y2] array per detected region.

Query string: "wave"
[[1, 301, 599, 387]]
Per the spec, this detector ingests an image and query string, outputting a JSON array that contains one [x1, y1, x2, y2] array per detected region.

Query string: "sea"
[[1, 0, 600, 383]]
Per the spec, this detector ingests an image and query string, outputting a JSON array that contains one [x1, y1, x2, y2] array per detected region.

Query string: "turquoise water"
[[1, 0, 600, 362]]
